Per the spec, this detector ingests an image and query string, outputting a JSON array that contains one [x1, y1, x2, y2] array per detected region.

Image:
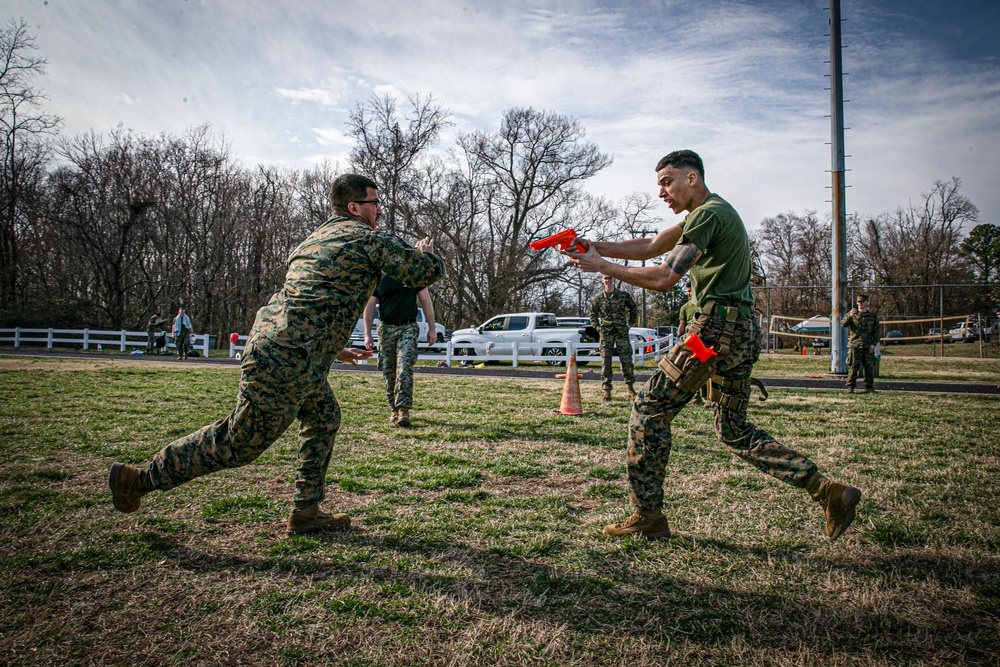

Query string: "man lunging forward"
[[563, 150, 860, 541], [109, 174, 445, 535]]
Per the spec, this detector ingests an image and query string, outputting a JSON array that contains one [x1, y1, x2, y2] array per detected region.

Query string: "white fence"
[[0, 327, 672, 368], [0, 327, 211, 357], [228, 334, 674, 368]]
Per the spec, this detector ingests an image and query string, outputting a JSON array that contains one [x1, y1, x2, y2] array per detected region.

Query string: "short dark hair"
[[330, 174, 378, 211], [655, 150, 704, 180]]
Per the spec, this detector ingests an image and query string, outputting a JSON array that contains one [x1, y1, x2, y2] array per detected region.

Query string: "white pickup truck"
[[450, 312, 599, 365]]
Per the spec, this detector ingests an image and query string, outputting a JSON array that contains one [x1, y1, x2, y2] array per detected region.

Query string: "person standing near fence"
[[172, 308, 192, 360], [591, 274, 638, 401], [145, 313, 163, 354], [109, 173, 445, 535], [563, 149, 861, 542], [841, 294, 880, 394], [362, 275, 437, 427]]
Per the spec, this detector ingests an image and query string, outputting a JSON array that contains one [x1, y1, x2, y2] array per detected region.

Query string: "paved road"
[[4, 348, 999, 396]]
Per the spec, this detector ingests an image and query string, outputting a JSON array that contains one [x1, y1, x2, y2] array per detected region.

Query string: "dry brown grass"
[[1, 356, 998, 666]]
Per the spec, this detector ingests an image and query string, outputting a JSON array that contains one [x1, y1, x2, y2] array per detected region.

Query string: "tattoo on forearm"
[[664, 243, 701, 277]]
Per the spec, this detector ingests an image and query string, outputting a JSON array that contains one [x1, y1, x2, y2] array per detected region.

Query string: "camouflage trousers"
[[846, 347, 875, 390], [146, 337, 341, 506], [378, 321, 419, 410], [600, 328, 635, 391], [627, 312, 818, 510]]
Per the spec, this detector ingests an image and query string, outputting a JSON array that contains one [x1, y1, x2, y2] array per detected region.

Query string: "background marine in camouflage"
[[590, 274, 638, 400], [841, 294, 880, 393], [109, 173, 445, 535], [564, 149, 861, 543], [364, 274, 437, 427]]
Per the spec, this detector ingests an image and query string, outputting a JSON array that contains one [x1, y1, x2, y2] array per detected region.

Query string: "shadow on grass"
[[89, 526, 1000, 666]]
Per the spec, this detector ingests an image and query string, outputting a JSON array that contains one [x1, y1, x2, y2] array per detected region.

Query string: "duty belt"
[[700, 300, 752, 319]]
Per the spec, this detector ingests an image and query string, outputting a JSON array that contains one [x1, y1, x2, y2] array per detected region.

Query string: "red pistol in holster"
[[529, 228, 586, 252]]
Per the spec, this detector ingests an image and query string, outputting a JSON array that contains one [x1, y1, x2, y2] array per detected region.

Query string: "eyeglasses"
[[351, 198, 382, 207]]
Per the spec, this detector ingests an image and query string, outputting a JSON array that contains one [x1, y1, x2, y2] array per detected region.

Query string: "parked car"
[[948, 322, 978, 343], [629, 327, 658, 353], [884, 330, 905, 345], [451, 312, 598, 365], [556, 316, 592, 328], [926, 327, 943, 337]]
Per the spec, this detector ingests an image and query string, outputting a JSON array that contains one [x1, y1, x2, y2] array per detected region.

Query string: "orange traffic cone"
[[555, 354, 586, 415]]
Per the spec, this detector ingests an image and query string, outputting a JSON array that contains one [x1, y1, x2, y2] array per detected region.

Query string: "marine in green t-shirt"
[[561, 149, 861, 544]]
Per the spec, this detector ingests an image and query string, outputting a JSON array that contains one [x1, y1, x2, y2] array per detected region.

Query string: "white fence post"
[[47, 328, 54, 349], [120, 330, 127, 352], [83, 329, 90, 350], [15, 327, 20, 347], [512, 342, 519, 368]]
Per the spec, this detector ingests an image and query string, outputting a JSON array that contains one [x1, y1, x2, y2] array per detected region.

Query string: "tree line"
[[750, 179, 999, 323], [2, 19, 997, 344]]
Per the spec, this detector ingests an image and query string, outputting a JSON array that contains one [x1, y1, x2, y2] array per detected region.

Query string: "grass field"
[[1, 356, 998, 666]]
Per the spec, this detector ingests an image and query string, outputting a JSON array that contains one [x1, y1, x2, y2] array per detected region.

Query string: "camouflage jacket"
[[250, 215, 445, 360], [840, 310, 880, 349], [590, 289, 638, 335]]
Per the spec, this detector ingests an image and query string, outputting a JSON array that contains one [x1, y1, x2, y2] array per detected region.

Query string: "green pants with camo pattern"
[[146, 337, 341, 506], [377, 321, 420, 410], [627, 313, 819, 511]]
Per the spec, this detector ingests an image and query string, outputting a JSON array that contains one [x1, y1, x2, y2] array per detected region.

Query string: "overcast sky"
[[8, 0, 1000, 232]]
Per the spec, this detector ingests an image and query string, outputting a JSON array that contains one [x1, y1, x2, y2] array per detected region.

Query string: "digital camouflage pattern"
[[145, 214, 445, 506], [841, 309, 880, 390], [591, 289, 638, 389], [145, 315, 161, 354], [627, 311, 819, 510], [590, 289, 638, 335], [377, 321, 419, 410], [598, 330, 635, 390], [841, 310, 880, 349]]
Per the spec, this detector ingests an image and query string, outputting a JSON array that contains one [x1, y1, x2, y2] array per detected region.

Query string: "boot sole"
[[830, 486, 861, 540], [109, 462, 140, 513]]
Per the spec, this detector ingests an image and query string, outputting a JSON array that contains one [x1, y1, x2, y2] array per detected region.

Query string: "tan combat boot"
[[286, 503, 351, 535], [108, 462, 154, 513], [806, 474, 861, 541], [602, 389, 612, 402], [389, 409, 399, 423], [627, 383, 637, 399], [397, 408, 411, 427], [602, 509, 671, 539]]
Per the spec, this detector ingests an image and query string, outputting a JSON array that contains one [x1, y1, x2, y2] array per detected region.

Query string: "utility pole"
[[828, 0, 849, 374]]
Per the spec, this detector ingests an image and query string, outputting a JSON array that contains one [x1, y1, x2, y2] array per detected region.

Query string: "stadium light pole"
[[828, 0, 849, 375]]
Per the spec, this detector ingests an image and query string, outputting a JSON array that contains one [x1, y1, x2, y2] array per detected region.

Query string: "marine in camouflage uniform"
[[840, 294, 880, 393], [363, 273, 437, 426], [564, 150, 861, 542], [145, 313, 162, 354], [109, 174, 445, 534], [590, 275, 638, 400]]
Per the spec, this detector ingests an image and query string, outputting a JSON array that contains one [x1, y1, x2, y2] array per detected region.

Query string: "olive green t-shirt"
[[677, 194, 754, 309], [678, 300, 700, 325]]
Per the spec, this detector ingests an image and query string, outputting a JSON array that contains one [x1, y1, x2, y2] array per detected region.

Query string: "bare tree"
[[51, 129, 163, 328], [751, 210, 829, 315], [854, 178, 977, 315], [347, 93, 450, 235], [441, 107, 613, 323], [0, 18, 60, 314]]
